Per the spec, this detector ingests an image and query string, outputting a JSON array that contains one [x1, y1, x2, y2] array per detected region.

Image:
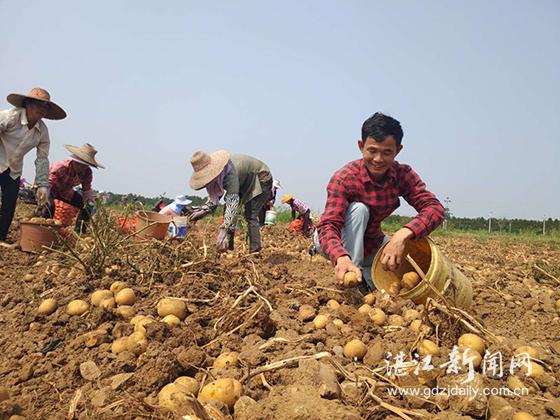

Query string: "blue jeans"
[[314, 202, 389, 290]]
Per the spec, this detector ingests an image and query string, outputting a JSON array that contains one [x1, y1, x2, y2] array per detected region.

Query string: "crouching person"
[[44, 143, 104, 233], [314, 112, 445, 291]]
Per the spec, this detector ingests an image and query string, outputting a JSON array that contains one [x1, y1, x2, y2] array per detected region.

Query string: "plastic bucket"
[[135, 211, 173, 240], [372, 237, 473, 309], [19, 221, 65, 252], [264, 210, 277, 225], [169, 216, 189, 238]]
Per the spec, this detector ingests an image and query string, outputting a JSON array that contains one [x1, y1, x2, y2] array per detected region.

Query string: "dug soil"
[[1, 204, 559, 419]]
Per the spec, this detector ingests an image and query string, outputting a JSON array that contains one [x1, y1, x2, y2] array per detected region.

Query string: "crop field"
[[0, 204, 559, 419]]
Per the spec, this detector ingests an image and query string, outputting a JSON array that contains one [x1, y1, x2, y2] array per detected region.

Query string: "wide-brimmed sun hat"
[[189, 150, 230, 190], [7, 87, 66, 120], [282, 194, 294, 204], [174, 195, 192, 206], [64, 143, 105, 169]]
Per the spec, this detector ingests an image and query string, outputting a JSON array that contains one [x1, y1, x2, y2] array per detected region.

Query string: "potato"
[[199, 378, 242, 409], [409, 319, 423, 332], [507, 375, 530, 394], [401, 272, 421, 289], [127, 331, 148, 355], [38, 298, 58, 315], [333, 319, 344, 327], [342, 272, 360, 288], [403, 309, 420, 323], [99, 298, 116, 309], [111, 337, 129, 354], [23, 274, 34, 282], [358, 304, 373, 315], [298, 304, 316, 321], [213, 352, 239, 369], [520, 361, 544, 378], [387, 281, 401, 296], [158, 383, 189, 412], [343, 339, 367, 360], [514, 346, 539, 360], [174, 376, 199, 395], [134, 317, 156, 334], [66, 300, 89, 316], [157, 298, 187, 320], [115, 305, 136, 320], [162, 314, 182, 328], [556, 298, 560, 311], [368, 308, 386, 326], [363, 293, 375, 306], [512, 413, 536, 420], [457, 346, 482, 369], [388, 314, 404, 327], [91, 289, 113, 306], [417, 339, 439, 357], [110, 281, 128, 294], [130, 315, 152, 327], [458, 333, 485, 355], [115, 288, 136, 306], [326, 300, 340, 310], [313, 314, 329, 329]]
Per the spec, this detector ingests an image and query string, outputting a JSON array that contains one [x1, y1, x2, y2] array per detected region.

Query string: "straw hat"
[[174, 195, 192, 206], [64, 143, 105, 169], [7, 87, 66, 120], [189, 150, 230, 190], [282, 194, 294, 204]]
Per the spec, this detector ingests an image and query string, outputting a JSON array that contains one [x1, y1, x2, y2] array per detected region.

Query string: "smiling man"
[[314, 112, 445, 290]]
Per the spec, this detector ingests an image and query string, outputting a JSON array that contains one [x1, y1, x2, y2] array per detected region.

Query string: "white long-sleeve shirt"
[[0, 107, 50, 186]]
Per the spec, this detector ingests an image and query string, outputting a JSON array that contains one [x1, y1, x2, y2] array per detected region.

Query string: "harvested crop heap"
[[0, 205, 559, 419]]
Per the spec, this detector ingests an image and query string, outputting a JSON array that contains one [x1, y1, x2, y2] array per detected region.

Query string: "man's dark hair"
[[361, 112, 404, 147]]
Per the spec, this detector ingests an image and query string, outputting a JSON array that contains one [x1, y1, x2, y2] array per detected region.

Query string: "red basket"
[[116, 217, 137, 234]]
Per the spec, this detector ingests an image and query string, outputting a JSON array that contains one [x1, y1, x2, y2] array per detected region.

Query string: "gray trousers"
[[314, 202, 389, 290]]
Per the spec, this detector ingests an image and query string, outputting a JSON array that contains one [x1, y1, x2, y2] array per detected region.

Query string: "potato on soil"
[[387, 314, 404, 327], [115, 305, 136, 320], [343, 339, 367, 360], [313, 314, 329, 329], [91, 289, 113, 306], [66, 300, 89, 316], [363, 293, 375, 305], [162, 314, 182, 328], [520, 361, 544, 378], [157, 298, 187, 320], [409, 319, 422, 332], [158, 383, 190, 413], [110, 281, 128, 294], [514, 346, 539, 359], [174, 376, 200, 395], [402, 309, 420, 323], [127, 331, 148, 355], [38, 298, 58, 315], [333, 319, 344, 327], [368, 308, 386, 326], [417, 339, 439, 357], [199, 378, 242, 409], [358, 304, 372, 315], [111, 337, 129, 354], [213, 352, 240, 369], [23, 273, 34, 282], [512, 413, 536, 420], [326, 299, 340, 310], [99, 298, 116, 309], [401, 271, 421, 289], [457, 346, 482, 369], [507, 376, 530, 394], [298, 304, 315, 321], [115, 288, 136, 306], [458, 333, 485, 355], [342, 272, 360, 288]]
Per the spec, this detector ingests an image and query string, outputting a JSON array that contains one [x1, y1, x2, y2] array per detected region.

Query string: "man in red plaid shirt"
[[314, 112, 445, 290]]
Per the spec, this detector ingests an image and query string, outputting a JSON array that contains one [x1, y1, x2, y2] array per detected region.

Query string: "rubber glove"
[[217, 226, 228, 253]]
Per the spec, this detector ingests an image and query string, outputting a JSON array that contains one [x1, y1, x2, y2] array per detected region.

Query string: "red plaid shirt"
[[317, 159, 445, 264], [49, 159, 93, 202]]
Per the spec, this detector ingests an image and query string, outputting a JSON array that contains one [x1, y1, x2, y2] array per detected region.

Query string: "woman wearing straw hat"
[[43, 143, 104, 233], [189, 150, 273, 254], [0, 87, 66, 246]]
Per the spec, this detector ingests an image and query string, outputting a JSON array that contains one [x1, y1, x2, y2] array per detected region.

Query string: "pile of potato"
[[21, 217, 62, 226]]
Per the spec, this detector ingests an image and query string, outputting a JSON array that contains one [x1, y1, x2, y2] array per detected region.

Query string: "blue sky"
[[1, 0, 558, 220]]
